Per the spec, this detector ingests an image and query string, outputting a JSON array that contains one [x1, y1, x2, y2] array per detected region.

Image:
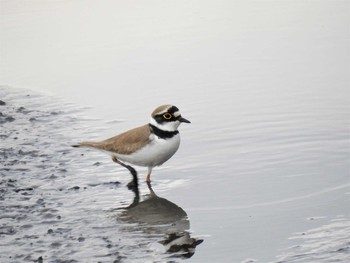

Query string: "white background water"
[[1, 1, 349, 262]]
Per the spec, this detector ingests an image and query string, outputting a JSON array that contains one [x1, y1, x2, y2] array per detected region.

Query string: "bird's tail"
[[72, 141, 101, 148]]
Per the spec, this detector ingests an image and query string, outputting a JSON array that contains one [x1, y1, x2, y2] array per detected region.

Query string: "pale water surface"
[[1, 1, 349, 262]]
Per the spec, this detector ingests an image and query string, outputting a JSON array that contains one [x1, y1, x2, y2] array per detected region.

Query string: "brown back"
[[80, 124, 151, 155]]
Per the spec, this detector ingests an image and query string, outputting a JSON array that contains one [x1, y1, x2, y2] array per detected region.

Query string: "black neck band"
[[149, 124, 179, 139]]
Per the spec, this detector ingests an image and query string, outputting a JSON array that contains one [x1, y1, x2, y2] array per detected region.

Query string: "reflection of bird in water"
[[119, 181, 203, 259]]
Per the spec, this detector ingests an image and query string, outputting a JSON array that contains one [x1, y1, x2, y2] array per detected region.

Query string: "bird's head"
[[150, 105, 190, 132]]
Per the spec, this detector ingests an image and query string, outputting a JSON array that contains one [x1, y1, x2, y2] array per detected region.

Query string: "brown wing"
[[79, 124, 151, 155]]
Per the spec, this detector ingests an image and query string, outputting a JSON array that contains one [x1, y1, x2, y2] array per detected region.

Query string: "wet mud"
[[0, 87, 202, 262]]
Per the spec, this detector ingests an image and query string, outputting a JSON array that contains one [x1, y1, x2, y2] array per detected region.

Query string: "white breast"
[[116, 134, 181, 167]]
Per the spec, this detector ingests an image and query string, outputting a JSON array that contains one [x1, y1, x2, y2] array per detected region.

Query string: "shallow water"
[[1, 1, 350, 262], [1, 84, 349, 262], [0, 88, 204, 262]]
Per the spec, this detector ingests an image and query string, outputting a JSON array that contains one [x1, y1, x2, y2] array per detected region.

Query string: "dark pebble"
[[20, 224, 33, 229], [69, 186, 80, 190], [16, 107, 25, 112], [36, 198, 45, 204], [13, 187, 34, 193], [5, 116, 15, 122], [50, 242, 62, 248], [0, 226, 16, 235], [336, 246, 350, 252], [0, 100, 5, 106], [43, 213, 55, 219], [49, 174, 58, 179]]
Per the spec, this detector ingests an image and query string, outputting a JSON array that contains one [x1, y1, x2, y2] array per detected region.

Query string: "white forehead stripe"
[[173, 111, 181, 117]]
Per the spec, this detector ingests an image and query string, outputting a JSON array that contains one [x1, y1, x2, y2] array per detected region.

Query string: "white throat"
[[149, 117, 181, 132]]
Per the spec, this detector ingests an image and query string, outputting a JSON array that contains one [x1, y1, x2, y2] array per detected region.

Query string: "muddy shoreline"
[[1, 87, 203, 262], [1, 86, 349, 263]]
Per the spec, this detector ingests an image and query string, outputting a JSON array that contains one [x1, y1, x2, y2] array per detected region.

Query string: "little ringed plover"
[[73, 105, 190, 183]]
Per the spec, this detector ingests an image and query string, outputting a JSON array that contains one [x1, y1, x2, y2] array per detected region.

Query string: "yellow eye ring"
[[163, 113, 172, 120]]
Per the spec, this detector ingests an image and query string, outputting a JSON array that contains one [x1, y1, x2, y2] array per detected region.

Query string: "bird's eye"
[[163, 113, 172, 120]]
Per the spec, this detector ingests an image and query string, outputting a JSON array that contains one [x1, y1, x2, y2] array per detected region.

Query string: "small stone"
[[17, 107, 25, 112], [5, 116, 15, 122], [49, 174, 57, 179], [50, 242, 62, 248], [0, 100, 5, 106]]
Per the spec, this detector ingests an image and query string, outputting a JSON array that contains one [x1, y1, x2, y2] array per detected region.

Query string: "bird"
[[73, 104, 190, 184]]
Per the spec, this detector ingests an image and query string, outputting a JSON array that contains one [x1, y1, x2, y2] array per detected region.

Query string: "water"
[[0, 88, 203, 262], [1, 1, 349, 262]]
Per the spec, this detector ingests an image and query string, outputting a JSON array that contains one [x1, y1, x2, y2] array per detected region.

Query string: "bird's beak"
[[179, 116, 191, 123]]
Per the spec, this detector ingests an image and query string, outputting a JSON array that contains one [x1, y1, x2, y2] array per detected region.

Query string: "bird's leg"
[[146, 167, 152, 183], [146, 181, 157, 197], [112, 156, 138, 188]]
